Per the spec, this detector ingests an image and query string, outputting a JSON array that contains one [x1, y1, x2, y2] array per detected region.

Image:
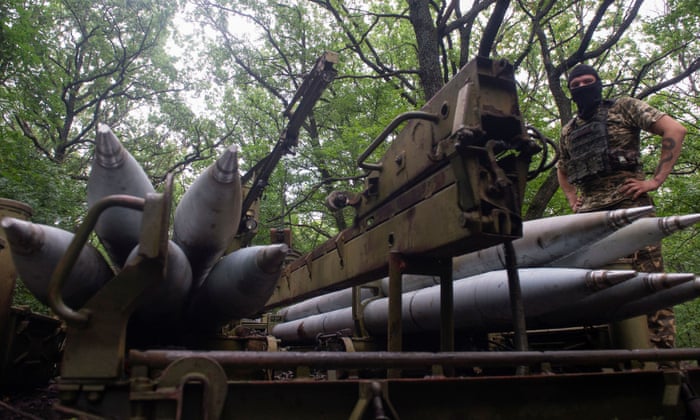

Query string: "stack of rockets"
[[271, 206, 700, 343], [1, 123, 288, 332], [2, 123, 699, 342]]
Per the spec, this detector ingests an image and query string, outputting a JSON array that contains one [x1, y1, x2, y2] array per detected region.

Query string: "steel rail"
[[130, 348, 700, 369]]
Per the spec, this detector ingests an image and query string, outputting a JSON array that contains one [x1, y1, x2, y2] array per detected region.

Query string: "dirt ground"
[[0, 384, 66, 420]]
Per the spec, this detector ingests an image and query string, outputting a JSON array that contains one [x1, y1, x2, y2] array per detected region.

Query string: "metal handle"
[[357, 111, 440, 171], [48, 194, 145, 326]]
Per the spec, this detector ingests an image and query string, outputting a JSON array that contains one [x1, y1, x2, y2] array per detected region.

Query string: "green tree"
[[186, 0, 415, 252], [1, 0, 189, 309], [184, 0, 699, 248]]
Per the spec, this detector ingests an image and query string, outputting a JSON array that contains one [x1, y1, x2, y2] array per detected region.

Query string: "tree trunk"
[[524, 169, 560, 220], [406, 0, 443, 100]]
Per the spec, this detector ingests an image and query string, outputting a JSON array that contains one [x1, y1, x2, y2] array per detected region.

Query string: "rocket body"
[[531, 272, 695, 329], [453, 206, 653, 279], [271, 268, 636, 342], [87, 124, 155, 267], [610, 277, 700, 322], [173, 145, 242, 286], [125, 240, 193, 324], [279, 282, 382, 321], [549, 214, 700, 269], [187, 244, 288, 329], [1, 217, 113, 309], [278, 275, 436, 322]]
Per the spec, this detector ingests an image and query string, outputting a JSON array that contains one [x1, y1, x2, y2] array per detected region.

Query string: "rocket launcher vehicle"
[[5, 54, 699, 355], [10, 134, 699, 341]]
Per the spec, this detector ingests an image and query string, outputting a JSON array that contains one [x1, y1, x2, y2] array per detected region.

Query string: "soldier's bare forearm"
[[652, 137, 677, 186], [557, 166, 578, 210], [649, 115, 686, 187]]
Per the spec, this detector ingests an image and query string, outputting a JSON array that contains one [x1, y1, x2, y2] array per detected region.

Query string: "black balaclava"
[[568, 64, 603, 119]]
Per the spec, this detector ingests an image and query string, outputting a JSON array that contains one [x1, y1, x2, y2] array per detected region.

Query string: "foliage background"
[[1, 0, 699, 344]]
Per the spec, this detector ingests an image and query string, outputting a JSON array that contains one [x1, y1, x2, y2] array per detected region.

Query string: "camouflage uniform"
[[559, 96, 675, 349]]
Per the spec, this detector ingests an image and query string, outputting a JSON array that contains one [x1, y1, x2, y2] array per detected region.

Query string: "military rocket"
[[87, 123, 155, 267], [378, 275, 440, 297], [276, 206, 659, 323], [173, 145, 242, 286], [186, 244, 288, 330], [278, 280, 384, 321], [271, 268, 637, 342], [610, 277, 700, 322], [452, 206, 654, 279], [530, 272, 695, 329], [0, 217, 114, 309], [278, 275, 435, 322], [548, 213, 700, 269]]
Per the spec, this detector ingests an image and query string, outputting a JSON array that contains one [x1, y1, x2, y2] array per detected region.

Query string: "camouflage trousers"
[[632, 245, 675, 350], [582, 196, 676, 350]]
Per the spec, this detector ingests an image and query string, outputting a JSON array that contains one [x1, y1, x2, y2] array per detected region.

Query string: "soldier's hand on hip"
[[620, 178, 661, 199]]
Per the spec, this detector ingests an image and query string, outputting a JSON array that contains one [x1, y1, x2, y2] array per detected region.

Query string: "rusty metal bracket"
[[152, 356, 228, 420], [353, 285, 381, 340], [58, 176, 173, 380]]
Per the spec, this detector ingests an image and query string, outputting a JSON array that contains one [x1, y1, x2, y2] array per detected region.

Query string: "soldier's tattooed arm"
[[620, 115, 686, 200], [653, 137, 678, 184], [649, 115, 686, 186]]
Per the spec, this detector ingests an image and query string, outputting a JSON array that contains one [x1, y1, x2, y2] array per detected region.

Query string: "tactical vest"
[[564, 100, 640, 185]]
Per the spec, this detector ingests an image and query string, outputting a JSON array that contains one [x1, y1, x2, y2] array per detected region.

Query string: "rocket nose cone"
[[94, 124, 125, 168], [213, 145, 240, 183], [0, 217, 43, 255], [606, 205, 654, 229], [259, 243, 290, 274], [648, 272, 696, 291], [586, 269, 637, 290], [661, 213, 700, 234]]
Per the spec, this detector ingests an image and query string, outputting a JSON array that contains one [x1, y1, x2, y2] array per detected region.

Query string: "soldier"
[[556, 64, 687, 351]]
